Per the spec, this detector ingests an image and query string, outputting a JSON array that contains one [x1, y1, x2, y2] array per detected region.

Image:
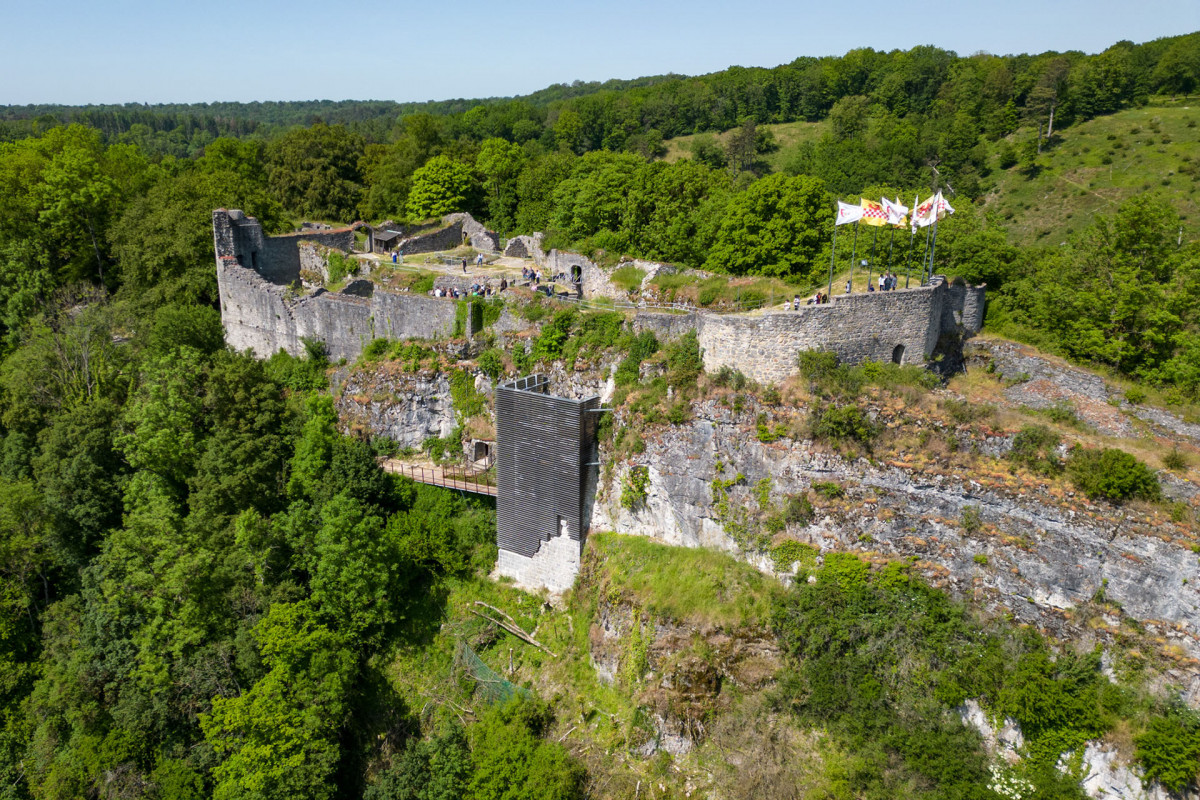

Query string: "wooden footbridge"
[[380, 460, 497, 497]]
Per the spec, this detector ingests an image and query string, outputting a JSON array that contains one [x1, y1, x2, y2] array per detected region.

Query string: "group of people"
[[522, 266, 543, 284], [873, 272, 902, 292], [843, 272, 903, 294], [796, 293, 830, 308], [430, 277, 509, 300]]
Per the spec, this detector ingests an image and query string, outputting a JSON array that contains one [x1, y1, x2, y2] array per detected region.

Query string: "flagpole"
[[923, 222, 934, 283], [928, 217, 941, 281], [828, 218, 838, 301], [868, 226, 878, 290], [905, 194, 918, 289], [848, 222, 860, 292], [905, 224, 916, 288]]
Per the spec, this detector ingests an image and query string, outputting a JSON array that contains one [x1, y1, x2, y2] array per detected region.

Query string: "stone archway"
[[892, 344, 905, 364]]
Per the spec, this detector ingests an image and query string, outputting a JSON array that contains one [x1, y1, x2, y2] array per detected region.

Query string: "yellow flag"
[[859, 198, 887, 227]]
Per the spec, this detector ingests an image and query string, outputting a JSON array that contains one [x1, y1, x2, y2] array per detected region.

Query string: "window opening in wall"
[[250, 251, 258, 270], [892, 344, 905, 364], [570, 265, 582, 284]]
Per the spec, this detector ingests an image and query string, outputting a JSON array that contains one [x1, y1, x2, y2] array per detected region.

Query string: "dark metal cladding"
[[495, 374, 600, 558]]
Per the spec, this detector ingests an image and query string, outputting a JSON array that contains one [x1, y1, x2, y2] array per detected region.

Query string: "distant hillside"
[[982, 98, 1200, 245], [662, 119, 829, 172]]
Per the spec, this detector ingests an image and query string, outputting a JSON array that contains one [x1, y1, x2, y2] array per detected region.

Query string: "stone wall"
[[219, 259, 461, 360], [214, 209, 354, 285], [700, 286, 944, 384], [632, 310, 702, 342], [394, 213, 499, 255], [496, 534, 581, 594], [449, 212, 501, 251], [503, 233, 545, 261], [628, 281, 978, 386]]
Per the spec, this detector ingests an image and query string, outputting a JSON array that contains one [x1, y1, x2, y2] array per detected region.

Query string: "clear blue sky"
[[4, 0, 1199, 105]]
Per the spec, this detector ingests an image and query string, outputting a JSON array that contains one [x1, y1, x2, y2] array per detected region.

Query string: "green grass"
[[585, 532, 776, 627], [609, 264, 646, 293], [662, 119, 830, 171], [982, 102, 1200, 246]]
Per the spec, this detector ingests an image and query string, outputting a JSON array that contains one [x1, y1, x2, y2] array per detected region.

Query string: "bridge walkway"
[[380, 459, 497, 497]]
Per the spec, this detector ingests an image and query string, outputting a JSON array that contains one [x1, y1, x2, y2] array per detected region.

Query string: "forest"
[[1, 29, 1200, 800]]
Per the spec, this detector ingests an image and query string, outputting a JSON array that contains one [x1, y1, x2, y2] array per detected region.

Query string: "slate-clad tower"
[[494, 375, 600, 592]]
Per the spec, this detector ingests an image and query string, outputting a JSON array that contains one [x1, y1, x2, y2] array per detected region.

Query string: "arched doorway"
[[570, 265, 583, 297], [892, 344, 905, 364]]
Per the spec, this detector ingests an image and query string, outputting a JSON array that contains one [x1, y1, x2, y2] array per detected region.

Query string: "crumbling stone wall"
[[449, 212, 501, 251], [216, 210, 464, 361], [394, 213, 499, 255], [503, 233, 545, 261], [214, 209, 354, 285]]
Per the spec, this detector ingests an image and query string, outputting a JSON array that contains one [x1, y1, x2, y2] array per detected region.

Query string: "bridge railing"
[[385, 462, 497, 497]]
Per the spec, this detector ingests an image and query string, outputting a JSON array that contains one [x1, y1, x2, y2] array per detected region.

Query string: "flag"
[[836, 201, 863, 226], [860, 197, 887, 227], [911, 195, 937, 230], [933, 191, 955, 221], [883, 197, 909, 227]]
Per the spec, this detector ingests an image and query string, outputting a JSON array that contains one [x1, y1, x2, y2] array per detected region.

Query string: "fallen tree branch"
[[470, 610, 558, 657], [473, 601, 517, 626]]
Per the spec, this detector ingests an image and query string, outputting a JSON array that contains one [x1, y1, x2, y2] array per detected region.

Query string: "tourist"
[[878, 274, 886, 292], [846, 279, 852, 294], [500, 277, 508, 291], [392, 251, 397, 264], [461, 258, 467, 273], [476, 253, 484, 266], [793, 295, 801, 310]]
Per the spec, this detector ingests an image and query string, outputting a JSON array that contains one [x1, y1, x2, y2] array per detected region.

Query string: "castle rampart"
[[215, 210, 463, 360], [214, 209, 984, 380]]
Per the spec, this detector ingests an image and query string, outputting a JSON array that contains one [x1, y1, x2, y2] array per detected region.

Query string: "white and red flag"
[[911, 195, 937, 230], [883, 197, 909, 227], [836, 201, 863, 225]]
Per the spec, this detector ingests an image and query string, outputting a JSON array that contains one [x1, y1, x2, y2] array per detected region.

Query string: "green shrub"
[[771, 539, 817, 571], [756, 413, 785, 443], [1164, 448, 1189, 472], [476, 348, 505, 381], [361, 337, 391, 362], [530, 309, 576, 363], [697, 284, 721, 306], [942, 398, 995, 425], [797, 350, 842, 385], [710, 364, 748, 390], [450, 370, 486, 419], [1042, 401, 1081, 426], [1009, 424, 1063, 476], [1067, 447, 1161, 502], [961, 505, 983, 534], [411, 272, 435, 293], [620, 466, 651, 511], [1124, 385, 1147, 405], [663, 330, 703, 389], [614, 331, 659, 387], [784, 494, 814, 525], [973, 553, 989, 566], [810, 405, 877, 446], [1135, 711, 1200, 793], [666, 401, 689, 425], [812, 481, 844, 499]]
